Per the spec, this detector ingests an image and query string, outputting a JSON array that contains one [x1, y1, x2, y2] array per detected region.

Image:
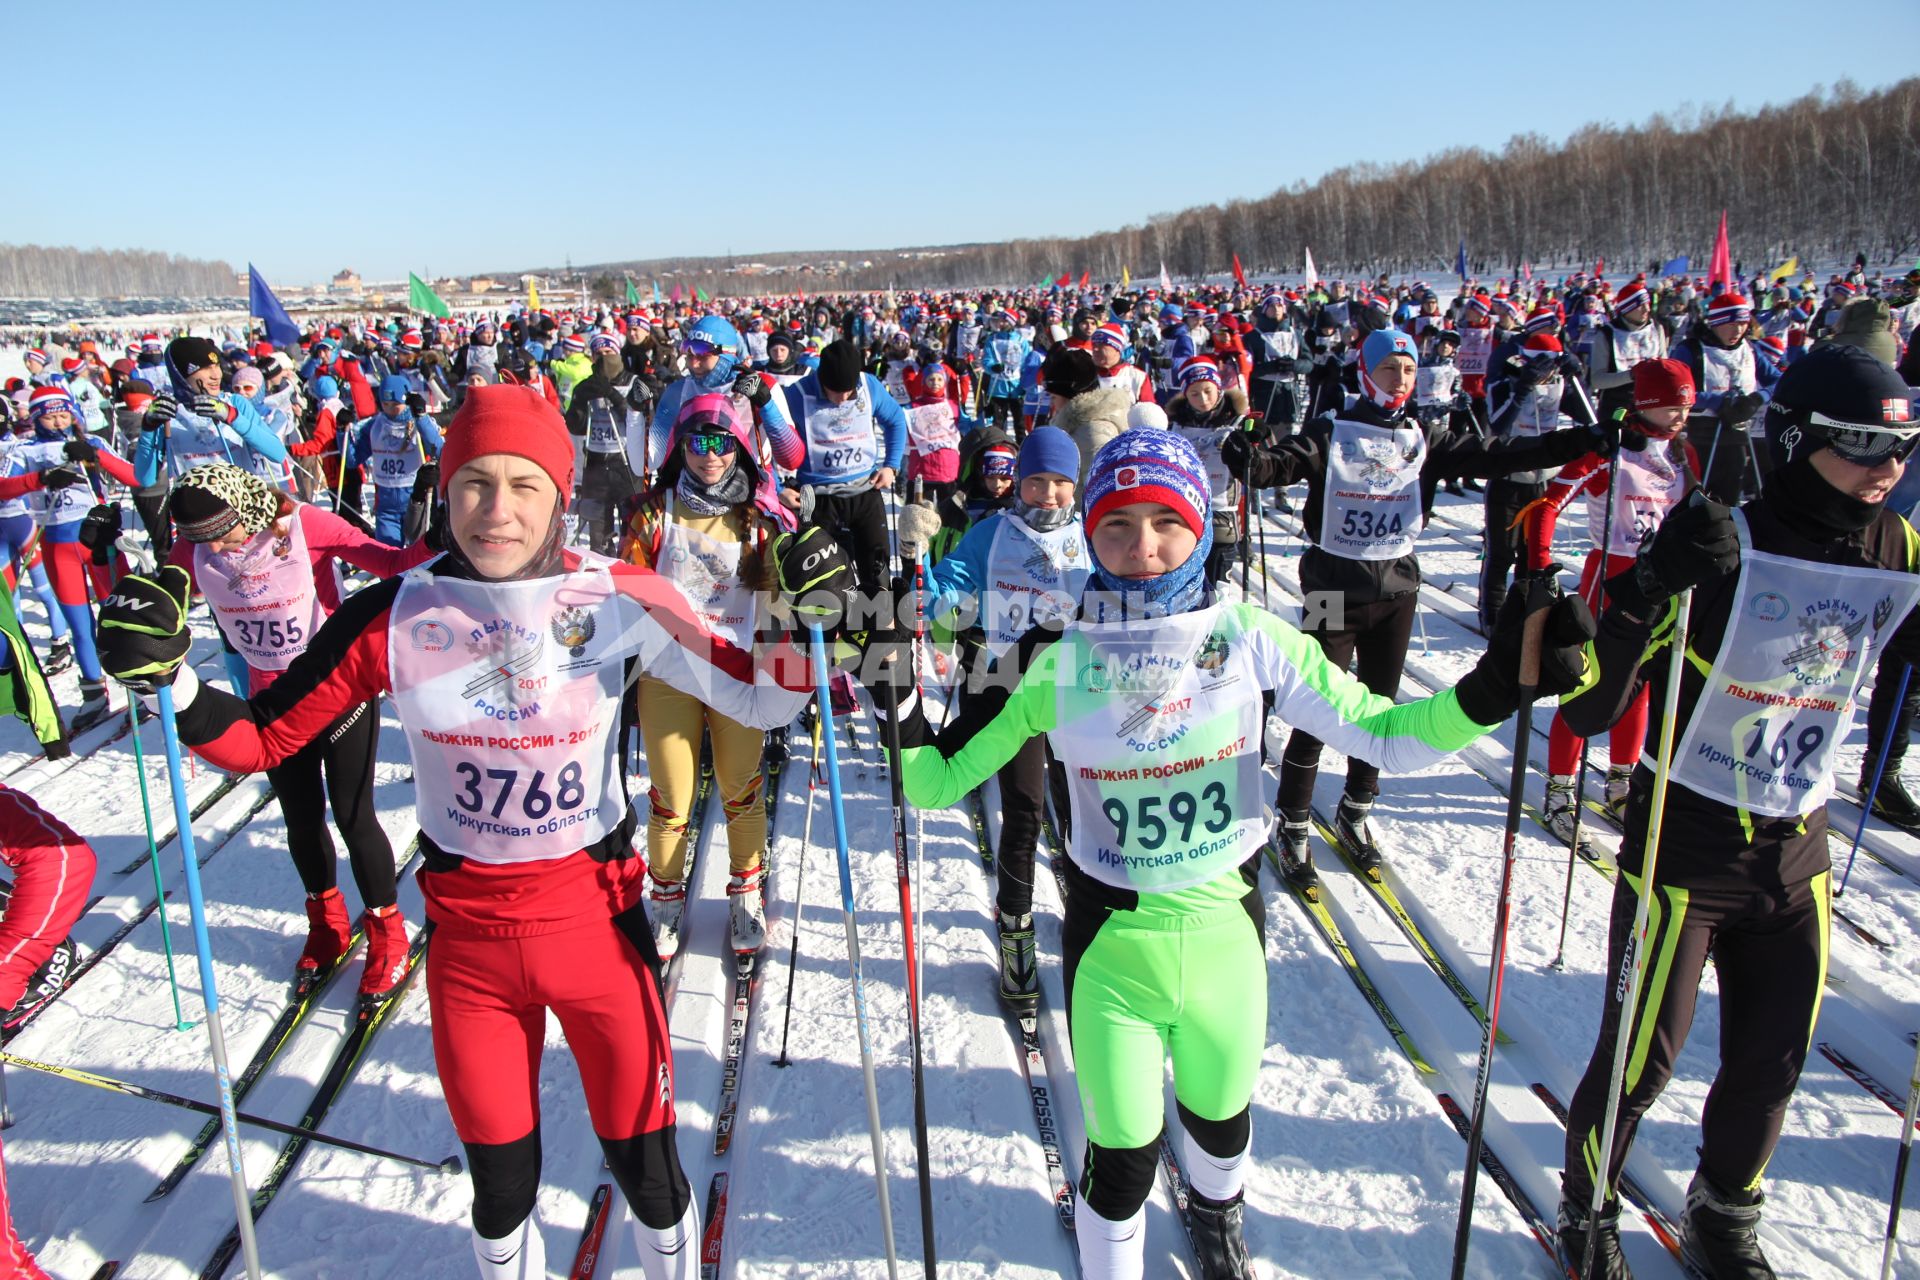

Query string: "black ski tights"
[[1080, 1104, 1251, 1221], [266, 700, 398, 909], [465, 1123, 691, 1236], [1276, 594, 1417, 814]]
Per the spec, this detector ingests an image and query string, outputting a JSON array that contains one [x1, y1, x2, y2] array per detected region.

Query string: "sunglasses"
[[1811, 411, 1920, 465], [681, 338, 722, 357], [685, 432, 737, 457]]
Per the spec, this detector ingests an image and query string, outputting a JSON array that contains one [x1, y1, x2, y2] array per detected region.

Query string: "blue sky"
[[21, 1, 1916, 286]]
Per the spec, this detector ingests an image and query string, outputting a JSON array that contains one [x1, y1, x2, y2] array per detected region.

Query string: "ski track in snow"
[[0, 483, 1913, 1276]]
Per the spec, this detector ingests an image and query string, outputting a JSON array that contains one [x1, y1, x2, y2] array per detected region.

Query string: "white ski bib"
[[1457, 327, 1494, 377], [656, 516, 756, 650], [1320, 417, 1425, 561], [906, 399, 959, 456], [1671, 512, 1920, 817], [800, 380, 878, 481], [389, 556, 629, 862], [195, 515, 325, 673], [586, 397, 625, 454], [982, 514, 1089, 659], [1058, 607, 1268, 893], [1597, 444, 1687, 558], [367, 416, 423, 490]]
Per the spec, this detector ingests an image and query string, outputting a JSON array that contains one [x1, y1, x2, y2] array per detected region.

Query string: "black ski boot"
[[1334, 792, 1384, 879], [1276, 811, 1319, 900], [1186, 1189, 1254, 1279], [1603, 765, 1634, 822], [1863, 768, 1920, 832], [42, 638, 73, 676], [762, 726, 791, 769], [996, 910, 1037, 1010], [1556, 1195, 1633, 1279], [1681, 1170, 1775, 1279], [70, 679, 112, 734]]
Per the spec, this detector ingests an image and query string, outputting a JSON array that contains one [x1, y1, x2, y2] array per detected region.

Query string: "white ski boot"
[[727, 864, 766, 955], [649, 877, 686, 962]]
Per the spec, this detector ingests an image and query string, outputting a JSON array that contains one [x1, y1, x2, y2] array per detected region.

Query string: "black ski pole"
[[773, 716, 824, 1068], [1843, 662, 1911, 899], [0, 1051, 460, 1173], [1449, 573, 1551, 1280], [1879, 1028, 1920, 1280]]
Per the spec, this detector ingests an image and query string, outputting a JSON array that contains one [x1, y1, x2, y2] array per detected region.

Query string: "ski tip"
[[441, 1154, 465, 1174]]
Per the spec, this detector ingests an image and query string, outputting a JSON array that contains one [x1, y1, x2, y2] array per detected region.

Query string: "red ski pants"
[[427, 915, 676, 1146], [1547, 549, 1650, 774]]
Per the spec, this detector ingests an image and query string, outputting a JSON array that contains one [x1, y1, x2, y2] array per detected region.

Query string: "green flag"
[[625, 278, 641, 306], [696, 286, 710, 303], [409, 272, 450, 318]]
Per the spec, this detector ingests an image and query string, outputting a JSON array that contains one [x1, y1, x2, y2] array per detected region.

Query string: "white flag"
[[1159, 260, 1173, 292], [1302, 247, 1319, 289]]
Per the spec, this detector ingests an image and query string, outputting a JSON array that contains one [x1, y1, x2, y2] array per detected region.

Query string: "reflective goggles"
[[680, 338, 726, 358], [1810, 409, 1920, 465], [684, 431, 738, 457]]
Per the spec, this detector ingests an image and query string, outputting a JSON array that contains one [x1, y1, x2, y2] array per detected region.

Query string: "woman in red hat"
[[93, 384, 827, 1280]]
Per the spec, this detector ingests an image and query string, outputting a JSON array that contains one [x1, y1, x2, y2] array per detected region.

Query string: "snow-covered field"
[[3, 480, 1916, 1280]]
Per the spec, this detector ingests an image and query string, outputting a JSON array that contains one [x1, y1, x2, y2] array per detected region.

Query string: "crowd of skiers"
[[0, 251, 1912, 1279]]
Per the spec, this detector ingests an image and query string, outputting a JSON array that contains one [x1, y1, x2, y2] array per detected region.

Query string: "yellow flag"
[[1120, 265, 1130, 289], [529, 280, 540, 311], [1768, 257, 1798, 284]]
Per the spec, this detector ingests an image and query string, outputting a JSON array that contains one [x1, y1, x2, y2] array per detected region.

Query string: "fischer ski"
[[1527, 1081, 1698, 1273], [1819, 1040, 1920, 1128], [568, 1183, 616, 1279], [199, 925, 432, 1279]]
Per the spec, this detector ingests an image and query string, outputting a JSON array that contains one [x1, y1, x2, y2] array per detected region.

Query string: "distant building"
[[469, 278, 499, 294], [330, 268, 361, 294]]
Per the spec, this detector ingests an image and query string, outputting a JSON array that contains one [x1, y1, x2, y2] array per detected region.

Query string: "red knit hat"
[[437, 384, 576, 503], [1632, 358, 1694, 411]]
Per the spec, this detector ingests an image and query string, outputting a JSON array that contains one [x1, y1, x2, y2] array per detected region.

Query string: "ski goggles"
[[1810, 409, 1920, 465], [680, 338, 730, 358], [684, 431, 738, 456]]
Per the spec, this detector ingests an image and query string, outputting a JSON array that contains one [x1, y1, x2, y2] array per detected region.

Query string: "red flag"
[[1054, 272, 1071, 288], [1708, 210, 1731, 289], [1232, 252, 1249, 288], [1078, 270, 1090, 290], [1594, 258, 1605, 277]]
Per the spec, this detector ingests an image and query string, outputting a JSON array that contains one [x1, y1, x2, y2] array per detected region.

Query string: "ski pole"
[[1581, 587, 1692, 1280], [1843, 662, 1911, 898], [0, 1050, 461, 1173], [0, 1062, 10, 1130], [806, 623, 900, 1280], [882, 490, 940, 1278], [1449, 572, 1553, 1280], [154, 684, 264, 1280], [1880, 1027, 1920, 1280], [128, 700, 191, 1030], [773, 715, 824, 1069]]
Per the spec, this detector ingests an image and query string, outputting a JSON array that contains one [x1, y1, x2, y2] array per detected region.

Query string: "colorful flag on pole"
[[1159, 261, 1173, 292], [1054, 273, 1071, 289], [1659, 255, 1690, 279], [1768, 256, 1799, 284], [1232, 253, 1248, 289], [1708, 211, 1731, 289], [670, 283, 683, 303], [651, 280, 661, 306], [696, 286, 710, 303], [1079, 270, 1090, 290], [247, 264, 300, 346], [528, 280, 540, 312], [1120, 265, 1130, 289], [625, 278, 641, 306], [1454, 239, 1468, 279], [409, 272, 450, 319], [1302, 248, 1318, 289], [1594, 258, 1605, 277]]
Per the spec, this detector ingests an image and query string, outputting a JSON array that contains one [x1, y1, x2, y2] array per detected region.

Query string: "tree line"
[[622, 78, 1918, 297], [0, 244, 237, 298]]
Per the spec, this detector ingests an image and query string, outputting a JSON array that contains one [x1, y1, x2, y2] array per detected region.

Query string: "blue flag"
[[1454, 239, 1468, 279], [248, 264, 301, 347], [1659, 255, 1690, 279]]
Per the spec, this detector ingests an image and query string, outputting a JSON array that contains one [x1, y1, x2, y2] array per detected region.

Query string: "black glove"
[[64, 439, 99, 465], [1559, 352, 1588, 382], [78, 503, 122, 566], [141, 394, 177, 432], [1456, 582, 1597, 723], [1606, 492, 1740, 620], [1508, 356, 1549, 387], [1722, 390, 1765, 425], [1220, 430, 1255, 481], [410, 462, 440, 501], [772, 524, 856, 630], [732, 369, 771, 409], [96, 565, 193, 693], [191, 393, 235, 425], [405, 392, 428, 418], [38, 465, 86, 490], [625, 379, 653, 411]]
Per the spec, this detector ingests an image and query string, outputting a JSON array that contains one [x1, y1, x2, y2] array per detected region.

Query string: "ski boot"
[[698, 737, 714, 782], [1334, 792, 1384, 880], [728, 864, 767, 955], [295, 888, 353, 995], [649, 876, 687, 962], [358, 905, 410, 1008], [1863, 767, 1920, 832], [1556, 1194, 1633, 1280], [1186, 1189, 1255, 1279], [996, 910, 1038, 1010], [41, 638, 73, 676], [1276, 811, 1319, 900], [762, 726, 791, 770], [1681, 1169, 1776, 1279], [1543, 774, 1593, 858], [1603, 765, 1634, 822], [70, 679, 112, 734]]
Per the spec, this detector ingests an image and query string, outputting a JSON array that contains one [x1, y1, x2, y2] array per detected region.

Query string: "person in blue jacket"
[[348, 375, 442, 546], [978, 308, 1030, 436], [132, 337, 289, 489], [779, 338, 909, 602]]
